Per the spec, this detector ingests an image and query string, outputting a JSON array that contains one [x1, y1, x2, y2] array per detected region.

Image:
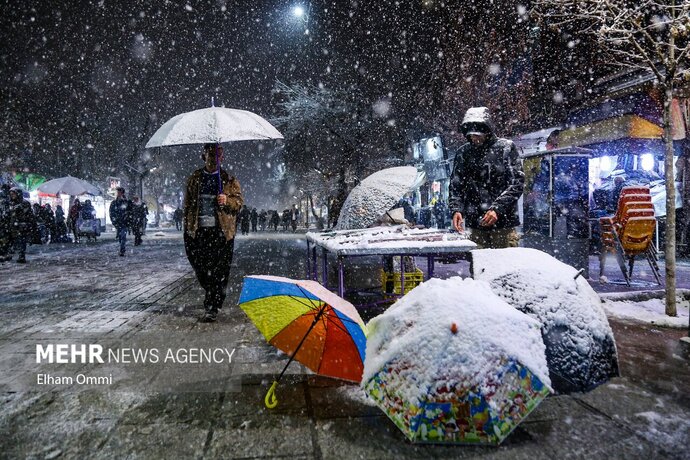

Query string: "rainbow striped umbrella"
[[239, 275, 367, 408]]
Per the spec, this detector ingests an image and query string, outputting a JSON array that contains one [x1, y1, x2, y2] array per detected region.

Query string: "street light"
[[290, 2, 311, 34]]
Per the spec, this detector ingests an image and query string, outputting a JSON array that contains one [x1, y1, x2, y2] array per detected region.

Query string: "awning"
[[558, 112, 685, 149]]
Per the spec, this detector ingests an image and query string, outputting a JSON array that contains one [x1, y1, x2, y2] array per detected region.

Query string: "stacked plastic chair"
[[599, 186, 661, 286]]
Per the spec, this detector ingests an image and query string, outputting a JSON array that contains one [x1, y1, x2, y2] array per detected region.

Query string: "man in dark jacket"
[[184, 143, 243, 322], [109, 187, 132, 256], [449, 107, 524, 248], [8, 187, 35, 263]]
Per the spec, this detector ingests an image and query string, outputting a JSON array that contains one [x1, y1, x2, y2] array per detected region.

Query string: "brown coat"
[[184, 168, 243, 241]]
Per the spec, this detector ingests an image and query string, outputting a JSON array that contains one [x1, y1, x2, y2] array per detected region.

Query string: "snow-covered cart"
[[305, 226, 476, 305]]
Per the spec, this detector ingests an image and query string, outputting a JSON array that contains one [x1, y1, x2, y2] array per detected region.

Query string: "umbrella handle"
[[265, 381, 278, 409]]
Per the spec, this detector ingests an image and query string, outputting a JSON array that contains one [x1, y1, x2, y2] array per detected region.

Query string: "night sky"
[[1, 0, 524, 207]]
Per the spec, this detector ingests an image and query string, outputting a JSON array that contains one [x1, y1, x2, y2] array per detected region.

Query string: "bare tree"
[[533, 0, 690, 316], [415, 2, 534, 139], [272, 80, 405, 226]]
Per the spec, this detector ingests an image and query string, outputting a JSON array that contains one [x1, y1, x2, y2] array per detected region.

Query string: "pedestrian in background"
[[68, 198, 81, 243], [239, 205, 251, 235], [250, 207, 258, 232], [109, 187, 132, 256], [54, 204, 67, 243], [0, 184, 11, 262], [131, 196, 147, 246], [173, 207, 183, 231], [258, 209, 267, 231], [8, 187, 35, 263], [449, 107, 524, 249], [184, 143, 243, 323]]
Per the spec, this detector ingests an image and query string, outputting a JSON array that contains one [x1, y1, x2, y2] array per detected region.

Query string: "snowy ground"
[[601, 292, 690, 328], [1, 230, 689, 458]]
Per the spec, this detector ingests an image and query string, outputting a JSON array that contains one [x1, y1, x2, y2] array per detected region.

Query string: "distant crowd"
[[170, 205, 302, 236], [0, 183, 150, 263], [241, 206, 300, 234]]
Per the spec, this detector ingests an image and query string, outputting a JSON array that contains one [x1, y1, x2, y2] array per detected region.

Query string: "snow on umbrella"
[[472, 248, 619, 393], [363, 277, 551, 445], [37, 176, 102, 196], [335, 166, 419, 230], [239, 275, 367, 408], [145, 106, 283, 148]]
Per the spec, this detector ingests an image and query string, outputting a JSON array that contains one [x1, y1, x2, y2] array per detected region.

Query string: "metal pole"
[[322, 248, 328, 288], [338, 257, 345, 298], [306, 240, 311, 279]]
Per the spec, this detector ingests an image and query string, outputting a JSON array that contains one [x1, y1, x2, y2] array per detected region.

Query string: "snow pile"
[[472, 248, 619, 393], [600, 294, 689, 328], [363, 277, 551, 406], [335, 166, 418, 230]]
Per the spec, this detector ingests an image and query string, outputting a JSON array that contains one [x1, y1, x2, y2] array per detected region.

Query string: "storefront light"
[[640, 153, 655, 171], [599, 155, 614, 173]]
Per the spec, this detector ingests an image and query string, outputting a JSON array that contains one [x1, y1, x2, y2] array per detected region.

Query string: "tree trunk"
[[155, 199, 161, 227], [309, 194, 323, 230], [663, 84, 677, 317]]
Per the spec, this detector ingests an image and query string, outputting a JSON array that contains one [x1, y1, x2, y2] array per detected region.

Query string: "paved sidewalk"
[[0, 232, 688, 459]]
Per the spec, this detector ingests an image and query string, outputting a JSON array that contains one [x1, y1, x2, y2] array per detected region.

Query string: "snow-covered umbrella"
[[145, 107, 283, 148], [472, 248, 620, 393], [37, 176, 102, 196], [335, 166, 421, 230], [363, 277, 552, 445]]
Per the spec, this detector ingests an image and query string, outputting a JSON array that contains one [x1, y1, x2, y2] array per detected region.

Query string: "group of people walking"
[[109, 187, 149, 256], [237, 206, 300, 235], [0, 183, 150, 262]]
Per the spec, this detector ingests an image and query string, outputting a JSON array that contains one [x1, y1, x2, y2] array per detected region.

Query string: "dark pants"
[[13, 233, 27, 260], [184, 227, 235, 314], [133, 225, 143, 245], [116, 226, 127, 254]]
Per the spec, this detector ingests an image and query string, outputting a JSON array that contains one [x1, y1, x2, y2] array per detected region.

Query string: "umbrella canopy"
[[363, 277, 551, 445], [145, 107, 283, 148], [37, 176, 102, 196], [335, 166, 419, 230], [239, 275, 367, 382], [472, 248, 619, 393]]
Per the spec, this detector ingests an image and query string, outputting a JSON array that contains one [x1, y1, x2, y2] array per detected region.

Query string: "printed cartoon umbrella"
[[37, 176, 102, 196], [472, 248, 619, 393], [239, 275, 367, 408], [363, 277, 552, 445], [335, 166, 422, 230]]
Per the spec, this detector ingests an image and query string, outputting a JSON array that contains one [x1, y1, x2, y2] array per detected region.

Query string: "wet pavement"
[[0, 230, 688, 459]]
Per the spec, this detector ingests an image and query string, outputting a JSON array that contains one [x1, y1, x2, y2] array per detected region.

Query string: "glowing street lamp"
[[290, 3, 311, 34]]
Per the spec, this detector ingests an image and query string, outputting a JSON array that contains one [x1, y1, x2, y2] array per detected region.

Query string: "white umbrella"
[[335, 166, 419, 230], [37, 176, 102, 196], [145, 107, 283, 148]]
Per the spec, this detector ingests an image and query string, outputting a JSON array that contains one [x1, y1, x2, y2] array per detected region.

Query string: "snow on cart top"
[[363, 277, 552, 406], [306, 225, 477, 256]]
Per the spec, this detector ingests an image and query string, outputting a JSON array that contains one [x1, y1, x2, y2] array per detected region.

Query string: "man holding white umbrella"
[[146, 105, 282, 322], [184, 143, 243, 322]]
